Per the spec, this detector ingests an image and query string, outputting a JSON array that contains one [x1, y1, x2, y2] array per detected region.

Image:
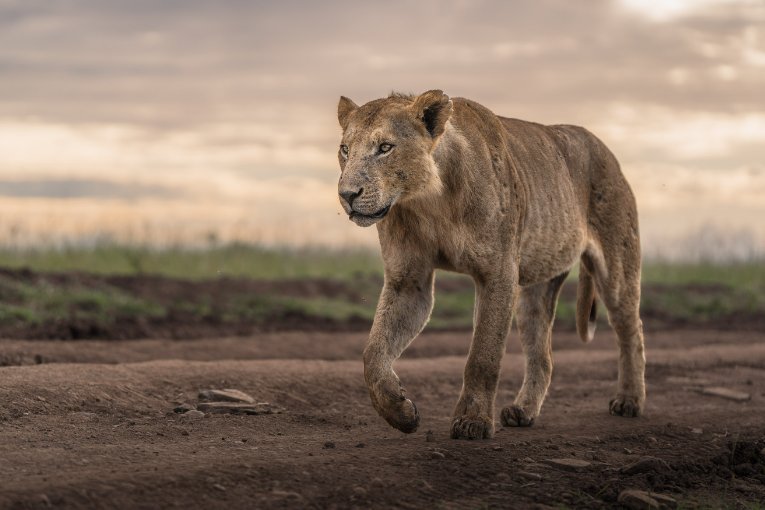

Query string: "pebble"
[[496, 472, 510, 481], [213, 484, 226, 492], [621, 456, 671, 475], [323, 441, 336, 449], [198, 389, 255, 404], [431, 451, 446, 460], [690, 427, 703, 434], [179, 410, 205, 421], [618, 489, 677, 509], [493, 446, 503, 451], [618, 490, 658, 509], [352, 486, 367, 497], [651, 493, 679, 508], [174, 403, 195, 414], [543, 458, 591, 472], [425, 430, 435, 442], [699, 387, 751, 402], [371, 477, 384, 488], [196, 402, 284, 415], [355, 443, 365, 448], [517, 471, 542, 481]]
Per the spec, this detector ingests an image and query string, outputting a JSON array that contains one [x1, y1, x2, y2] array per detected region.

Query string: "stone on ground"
[[198, 389, 255, 404], [699, 387, 751, 402], [618, 489, 677, 509], [196, 402, 284, 415], [542, 458, 591, 472]]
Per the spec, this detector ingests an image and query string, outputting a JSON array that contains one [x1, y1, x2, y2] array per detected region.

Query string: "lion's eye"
[[379, 143, 393, 154], [340, 145, 349, 157]]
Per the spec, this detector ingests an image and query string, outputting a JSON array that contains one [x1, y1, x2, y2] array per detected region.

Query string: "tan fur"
[[337, 90, 646, 439]]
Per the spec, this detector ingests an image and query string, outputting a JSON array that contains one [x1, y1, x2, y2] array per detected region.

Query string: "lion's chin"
[[349, 203, 391, 227]]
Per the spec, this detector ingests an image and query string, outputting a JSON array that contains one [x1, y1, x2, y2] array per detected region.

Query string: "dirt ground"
[[1, 328, 764, 509]]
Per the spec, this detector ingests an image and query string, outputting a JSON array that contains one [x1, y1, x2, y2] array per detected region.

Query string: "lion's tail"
[[576, 267, 597, 343]]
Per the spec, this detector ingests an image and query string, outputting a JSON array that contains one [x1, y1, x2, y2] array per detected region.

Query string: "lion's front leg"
[[364, 267, 434, 434], [451, 275, 517, 440]]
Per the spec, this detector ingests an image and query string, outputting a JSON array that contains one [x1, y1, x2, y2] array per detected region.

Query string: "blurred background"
[[0, 0, 763, 341]]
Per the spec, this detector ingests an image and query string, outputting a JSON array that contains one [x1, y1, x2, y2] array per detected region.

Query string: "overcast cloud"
[[0, 0, 763, 257]]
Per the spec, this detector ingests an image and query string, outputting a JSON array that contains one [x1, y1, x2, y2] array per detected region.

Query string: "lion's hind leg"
[[501, 272, 568, 428], [593, 243, 645, 417], [587, 212, 646, 417]]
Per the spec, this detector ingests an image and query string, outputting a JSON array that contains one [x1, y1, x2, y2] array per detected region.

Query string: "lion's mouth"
[[349, 204, 391, 221]]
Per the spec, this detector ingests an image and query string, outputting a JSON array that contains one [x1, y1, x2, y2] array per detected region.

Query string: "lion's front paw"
[[609, 395, 643, 417], [450, 415, 493, 440], [380, 397, 420, 434], [500, 405, 536, 427]]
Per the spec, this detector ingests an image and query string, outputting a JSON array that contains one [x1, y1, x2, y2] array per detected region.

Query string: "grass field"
[[0, 244, 762, 338]]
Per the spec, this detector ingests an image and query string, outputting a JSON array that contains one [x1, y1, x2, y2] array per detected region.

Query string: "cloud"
[[0, 0, 763, 256]]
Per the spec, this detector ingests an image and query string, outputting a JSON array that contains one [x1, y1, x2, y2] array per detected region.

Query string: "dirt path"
[[1, 330, 764, 508]]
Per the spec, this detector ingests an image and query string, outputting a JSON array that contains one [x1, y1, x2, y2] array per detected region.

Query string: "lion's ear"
[[338, 96, 358, 130], [412, 90, 453, 138]]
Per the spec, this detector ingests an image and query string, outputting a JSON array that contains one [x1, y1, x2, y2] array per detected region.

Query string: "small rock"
[[174, 403, 195, 414], [70, 412, 98, 422], [213, 484, 226, 492], [198, 389, 255, 404], [651, 492, 678, 508], [690, 427, 703, 434], [196, 402, 284, 415], [180, 410, 205, 421], [647, 436, 658, 443], [493, 446, 503, 451], [270, 490, 303, 501], [323, 441, 336, 449], [621, 456, 671, 475], [618, 489, 677, 510], [352, 486, 367, 497], [618, 489, 659, 509], [543, 458, 591, 472], [517, 471, 542, 481], [431, 451, 446, 459], [425, 430, 435, 442], [624, 448, 634, 455], [355, 442, 365, 448], [699, 387, 751, 402], [496, 472, 510, 481], [371, 477, 384, 488]]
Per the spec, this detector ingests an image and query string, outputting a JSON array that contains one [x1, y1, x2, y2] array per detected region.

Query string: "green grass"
[[0, 244, 383, 281], [0, 275, 165, 327], [0, 244, 762, 336], [641, 261, 765, 289]]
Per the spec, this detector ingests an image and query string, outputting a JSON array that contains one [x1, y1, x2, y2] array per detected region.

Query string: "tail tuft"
[[576, 268, 597, 343]]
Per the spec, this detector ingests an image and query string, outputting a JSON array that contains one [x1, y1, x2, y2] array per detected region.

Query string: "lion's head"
[[336, 90, 453, 227]]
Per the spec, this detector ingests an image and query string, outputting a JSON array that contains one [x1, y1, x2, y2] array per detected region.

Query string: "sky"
[[0, 0, 763, 259]]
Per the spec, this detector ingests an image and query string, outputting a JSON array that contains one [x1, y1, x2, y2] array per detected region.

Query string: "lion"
[[336, 90, 645, 440]]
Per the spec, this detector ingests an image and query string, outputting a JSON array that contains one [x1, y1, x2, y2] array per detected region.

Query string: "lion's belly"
[[517, 195, 588, 287]]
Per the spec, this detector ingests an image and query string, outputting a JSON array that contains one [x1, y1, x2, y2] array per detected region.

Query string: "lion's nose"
[[339, 187, 363, 207]]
